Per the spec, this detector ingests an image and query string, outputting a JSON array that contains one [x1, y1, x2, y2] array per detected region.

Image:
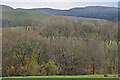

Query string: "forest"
[[1, 5, 119, 77]]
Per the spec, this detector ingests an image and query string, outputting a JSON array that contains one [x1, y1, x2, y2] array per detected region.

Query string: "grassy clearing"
[[77, 17, 107, 22], [2, 75, 119, 78], [1, 78, 120, 80], [1, 10, 106, 22], [1, 75, 119, 80], [2, 10, 52, 21]]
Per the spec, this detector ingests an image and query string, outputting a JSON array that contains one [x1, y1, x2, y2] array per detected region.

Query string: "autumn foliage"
[[2, 17, 118, 76]]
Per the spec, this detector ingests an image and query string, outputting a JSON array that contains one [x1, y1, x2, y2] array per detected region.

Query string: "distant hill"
[[17, 6, 118, 21], [1, 5, 106, 21], [1, 5, 52, 21], [0, 5, 118, 21], [0, 5, 117, 28], [2, 10, 52, 21], [0, 5, 14, 11], [1, 10, 54, 27], [0, 5, 54, 27]]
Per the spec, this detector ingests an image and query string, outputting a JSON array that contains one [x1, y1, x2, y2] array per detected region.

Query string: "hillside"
[[0, 5, 52, 21], [2, 10, 52, 21], [16, 6, 118, 21], [1, 6, 53, 28], [0, 5, 14, 11], [1, 5, 108, 28]]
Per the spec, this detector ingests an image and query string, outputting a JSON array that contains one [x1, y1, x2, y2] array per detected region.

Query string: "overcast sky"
[[1, 0, 120, 10]]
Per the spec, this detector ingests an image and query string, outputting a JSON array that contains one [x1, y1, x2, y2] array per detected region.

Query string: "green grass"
[[77, 17, 107, 21], [1, 10, 106, 22], [1, 75, 119, 80], [1, 10, 53, 21], [2, 75, 119, 78]]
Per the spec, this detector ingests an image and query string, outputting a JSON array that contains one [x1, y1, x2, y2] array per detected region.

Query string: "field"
[[1, 75, 119, 80], [1, 10, 106, 22], [1, 10, 52, 21]]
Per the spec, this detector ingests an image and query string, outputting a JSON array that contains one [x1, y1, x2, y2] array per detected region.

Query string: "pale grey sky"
[[1, 0, 119, 2], [1, 0, 119, 9]]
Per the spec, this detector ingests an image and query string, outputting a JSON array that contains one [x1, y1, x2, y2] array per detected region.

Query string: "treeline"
[[2, 19, 35, 28], [2, 17, 118, 76], [16, 6, 118, 22], [57, 12, 118, 21]]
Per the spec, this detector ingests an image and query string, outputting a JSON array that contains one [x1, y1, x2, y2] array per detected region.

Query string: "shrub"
[[118, 74, 120, 77], [104, 74, 108, 77]]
